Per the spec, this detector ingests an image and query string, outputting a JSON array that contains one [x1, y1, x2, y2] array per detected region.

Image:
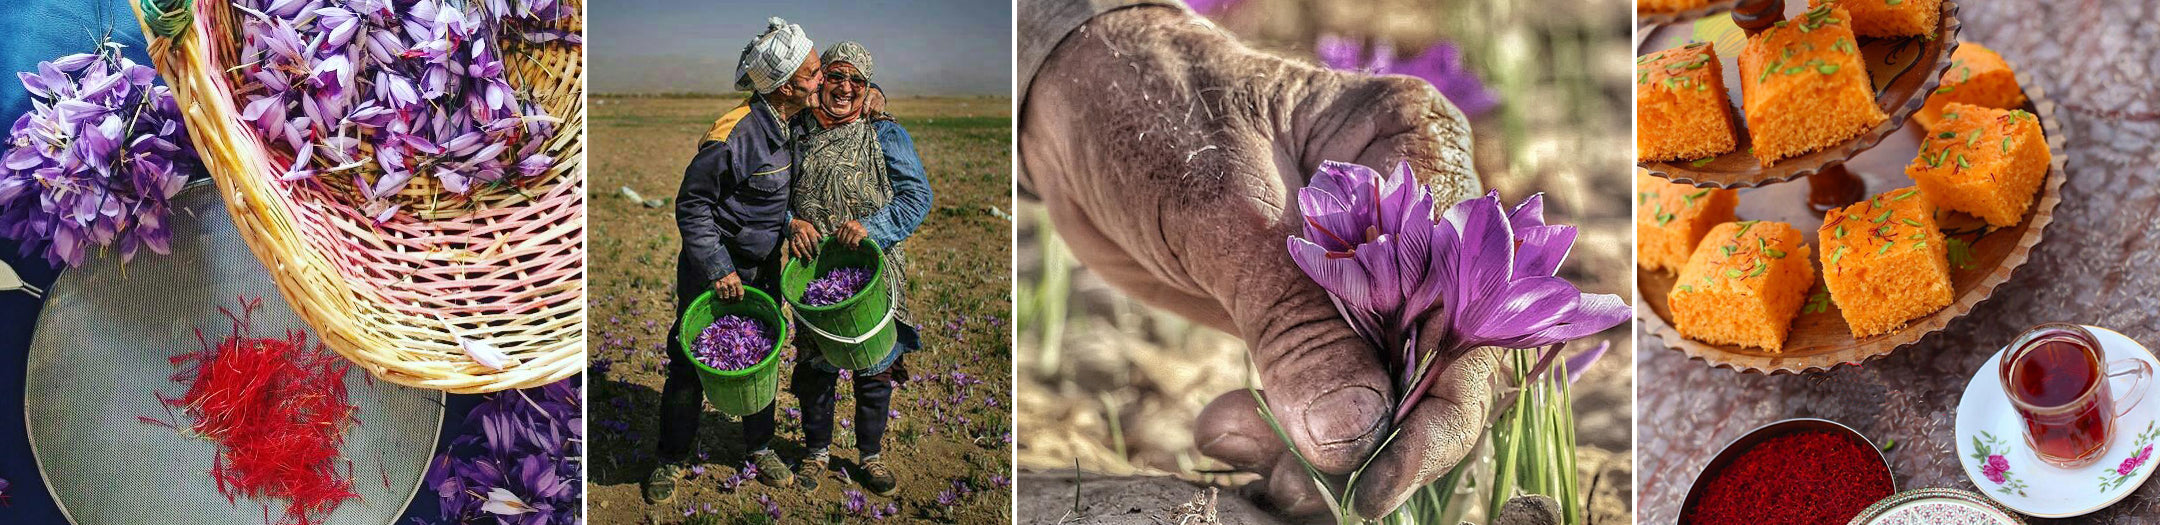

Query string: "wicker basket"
[[129, 0, 585, 393]]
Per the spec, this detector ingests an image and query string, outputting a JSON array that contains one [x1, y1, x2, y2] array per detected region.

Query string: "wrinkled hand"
[[835, 220, 869, 246], [712, 272, 743, 302], [1020, 6, 1491, 519], [789, 219, 821, 259]]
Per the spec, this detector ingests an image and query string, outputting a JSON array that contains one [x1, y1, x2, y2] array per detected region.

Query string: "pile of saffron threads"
[[802, 267, 872, 306], [692, 315, 773, 370], [141, 299, 359, 525]]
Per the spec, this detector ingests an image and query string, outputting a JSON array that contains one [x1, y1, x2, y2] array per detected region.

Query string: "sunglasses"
[[823, 71, 869, 86]]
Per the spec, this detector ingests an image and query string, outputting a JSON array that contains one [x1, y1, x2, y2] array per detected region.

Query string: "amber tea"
[[2000, 323, 2153, 469]]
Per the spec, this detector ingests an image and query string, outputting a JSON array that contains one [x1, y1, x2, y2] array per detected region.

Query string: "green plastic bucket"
[[677, 286, 789, 417], [781, 237, 897, 370]]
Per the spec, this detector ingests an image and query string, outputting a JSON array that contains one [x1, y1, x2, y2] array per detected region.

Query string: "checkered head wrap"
[[735, 17, 814, 93]]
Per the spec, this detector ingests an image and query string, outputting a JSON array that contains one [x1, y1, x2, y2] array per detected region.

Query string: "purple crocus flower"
[[691, 315, 773, 370], [230, 0, 575, 212], [844, 489, 867, 515], [1286, 161, 1444, 362], [1286, 161, 1627, 423], [756, 493, 782, 520], [1317, 36, 1499, 118], [421, 380, 581, 524], [803, 267, 873, 306], [1, 45, 194, 268]]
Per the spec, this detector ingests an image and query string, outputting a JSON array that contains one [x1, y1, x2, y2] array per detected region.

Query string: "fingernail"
[[1303, 385, 1384, 447], [1199, 432, 1263, 467]]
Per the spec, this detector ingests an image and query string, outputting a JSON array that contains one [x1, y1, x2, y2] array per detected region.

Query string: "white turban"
[[735, 17, 813, 94]]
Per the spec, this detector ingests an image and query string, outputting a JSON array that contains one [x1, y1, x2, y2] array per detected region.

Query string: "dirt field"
[[585, 95, 1013, 524]]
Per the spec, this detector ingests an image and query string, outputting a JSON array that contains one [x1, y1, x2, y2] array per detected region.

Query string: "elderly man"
[[782, 41, 933, 496], [646, 17, 820, 504]]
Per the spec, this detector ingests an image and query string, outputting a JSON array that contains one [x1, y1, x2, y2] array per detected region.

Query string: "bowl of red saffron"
[[678, 286, 790, 416], [1681, 418, 1896, 525]]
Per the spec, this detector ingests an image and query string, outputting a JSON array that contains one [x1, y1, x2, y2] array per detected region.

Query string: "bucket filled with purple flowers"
[[781, 237, 896, 370], [679, 286, 789, 416]]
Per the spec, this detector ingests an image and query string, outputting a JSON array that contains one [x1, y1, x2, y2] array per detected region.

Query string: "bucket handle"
[[797, 304, 897, 345]]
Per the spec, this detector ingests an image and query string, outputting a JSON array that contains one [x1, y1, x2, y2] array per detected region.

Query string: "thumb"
[[1226, 257, 1396, 476]]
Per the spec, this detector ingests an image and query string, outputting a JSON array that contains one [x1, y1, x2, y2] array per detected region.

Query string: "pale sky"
[[590, 0, 1013, 96]]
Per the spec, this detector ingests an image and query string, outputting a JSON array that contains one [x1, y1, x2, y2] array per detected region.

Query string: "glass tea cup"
[[1998, 323, 2153, 469]]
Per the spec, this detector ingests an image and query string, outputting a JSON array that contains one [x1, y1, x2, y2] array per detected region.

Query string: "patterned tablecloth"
[[1637, 1, 2160, 523]]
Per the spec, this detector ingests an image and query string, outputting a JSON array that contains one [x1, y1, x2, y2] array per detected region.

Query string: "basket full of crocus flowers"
[[127, 0, 587, 393]]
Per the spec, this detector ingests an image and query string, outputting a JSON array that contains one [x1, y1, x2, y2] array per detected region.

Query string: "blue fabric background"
[[0, 2, 478, 523]]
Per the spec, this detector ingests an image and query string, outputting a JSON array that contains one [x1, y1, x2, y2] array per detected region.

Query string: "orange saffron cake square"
[[1669, 220, 1815, 352], [1638, 43, 1738, 162], [1818, 188, 1953, 338], [1913, 43, 2027, 131], [1636, 170, 1739, 273], [1905, 103, 2049, 227], [1810, 0, 1940, 38], [1738, 5, 1887, 166]]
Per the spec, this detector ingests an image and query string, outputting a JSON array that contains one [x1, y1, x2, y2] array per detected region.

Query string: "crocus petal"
[[1507, 193, 1547, 231], [461, 336, 509, 369], [1512, 224, 1575, 279], [480, 487, 535, 515], [1564, 340, 1609, 384], [1289, 236, 1372, 309]]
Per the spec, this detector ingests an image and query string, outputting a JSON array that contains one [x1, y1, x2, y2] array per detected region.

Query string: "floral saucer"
[[1954, 325, 2160, 518]]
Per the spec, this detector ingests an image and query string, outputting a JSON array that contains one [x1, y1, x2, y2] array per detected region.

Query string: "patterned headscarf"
[[735, 17, 814, 94], [820, 41, 875, 80]]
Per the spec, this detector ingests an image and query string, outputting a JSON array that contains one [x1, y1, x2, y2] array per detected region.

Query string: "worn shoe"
[[862, 456, 898, 496], [751, 450, 794, 487], [796, 454, 829, 491], [642, 463, 685, 504]]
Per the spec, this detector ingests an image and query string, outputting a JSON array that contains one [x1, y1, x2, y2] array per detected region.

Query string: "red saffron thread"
[[145, 299, 360, 525]]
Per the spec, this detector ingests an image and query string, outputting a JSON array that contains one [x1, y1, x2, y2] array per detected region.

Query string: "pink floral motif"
[[2118, 444, 2153, 476], [1982, 454, 2010, 484]]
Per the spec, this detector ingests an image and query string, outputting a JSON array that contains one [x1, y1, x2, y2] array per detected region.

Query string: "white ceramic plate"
[[1953, 325, 2160, 518]]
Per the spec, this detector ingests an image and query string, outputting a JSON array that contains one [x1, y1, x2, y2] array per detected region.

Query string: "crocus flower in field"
[[1316, 36, 1499, 118], [1287, 161, 1627, 423], [756, 493, 783, 520], [1287, 161, 1446, 363], [845, 489, 868, 515]]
